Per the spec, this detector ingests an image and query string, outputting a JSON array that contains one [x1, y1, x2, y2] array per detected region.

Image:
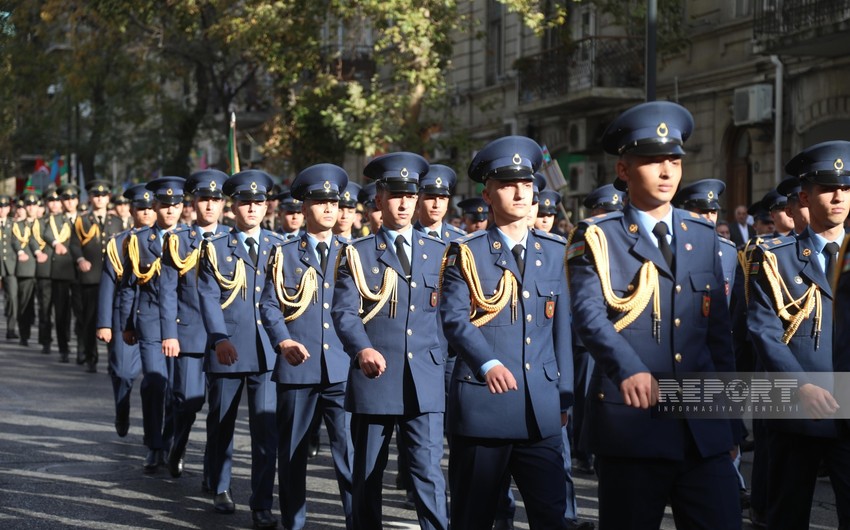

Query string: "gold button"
[[525, 337, 531, 344], [411, 281, 417, 288], [674, 318, 681, 327], [525, 362, 531, 371], [526, 314, 532, 322], [675, 284, 682, 293], [407, 329, 413, 336], [407, 352, 413, 359], [675, 353, 683, 363], [323, 322, 330, 329], [323, 303, 329, 309], [598, 392, 605, 400], [323, 344, 329, 350], [324, 282, 330, 289]]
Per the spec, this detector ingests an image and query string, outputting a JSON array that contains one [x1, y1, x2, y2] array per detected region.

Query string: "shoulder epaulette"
[[758, 236, 795, 251], [579, 210, 623, 226], [718, 236, 736, 249], [171, 225, 190, 234], [679, 209, 714, 228], [266, 231, 286, 242], [532, 229, 567, 245], [447, 224, 467, 236], [455, 231, 486, 245], [207, 231, 229, 243]]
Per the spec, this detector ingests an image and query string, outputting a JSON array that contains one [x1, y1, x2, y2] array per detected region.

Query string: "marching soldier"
[[71, 180, 124, 372], [159, 170, 230, 480], [0, 195, 18, 340], [278, 191, 305, 240], [197, 170, 282, 528], [11, 192, 40, 347], [334, 181, 362, 241], [751, 141, 850, 530], [439, 136, 575, 530], [113, 190, 133, 230], [777, 176, 809, 236], [260, 164, 354, 530], [332, 152, 448, 530], [535, 189, 562, 234], [35, 187, 60, 354], [96, 184, 155, 437], [567, 101, 740, 529], [457, 197, 489, 233], [117, 177, 185, 472], [358, 182, 382, 235], [413, 164, 466, 242]]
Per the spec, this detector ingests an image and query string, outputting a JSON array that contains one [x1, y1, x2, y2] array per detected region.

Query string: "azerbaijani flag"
[[228, 112, 240, 175]]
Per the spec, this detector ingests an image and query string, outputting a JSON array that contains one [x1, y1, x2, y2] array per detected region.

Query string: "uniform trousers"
[[79, 284, 99, 364], [51, 279, 73, 352], [17, 278, 35, 341], [139, 339, 170, 451], [170, 353, 207, 463], [3, 274, 17, 335], [351, 412, 447, 530], [36, 278, 52, 347], [207, 371, 277, 510], [277, 381, 353, 530], [108, 329, 140, 421]]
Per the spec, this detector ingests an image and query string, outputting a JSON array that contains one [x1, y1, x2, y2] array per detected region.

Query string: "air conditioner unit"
[[567, 119, 588, 152], [733, 85, 773, 126], [568, 161, 597, 195]]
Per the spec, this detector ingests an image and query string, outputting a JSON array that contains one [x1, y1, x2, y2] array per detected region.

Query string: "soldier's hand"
[[561, 411, 569, 427], [162, 338, 180, 358], [35, 251, 48, 263], [620, 372, 659, 409], [484, 365, 518, 394], [122, 330, 137, 345], [215, 340, 238, 366], [798, 383, 840, 419], [96, 328, 112, 343], [77, 259, 92, 273], [18, 253, 29, 263], [279, 339, 310, 366], [357, 348, 386, 378], [54, 242, 68, 255]]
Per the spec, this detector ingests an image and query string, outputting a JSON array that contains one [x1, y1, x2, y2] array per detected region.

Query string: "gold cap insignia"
[[477, 207, 483, 213], [97, 185, 104, 192], [300, 241, 307, 248], [343, 191, 350, 200], [210, 181, 217, 190], [400, 168, 409, 178], [493, 241, 502, 249], [250, 182, 258, 191], [143, 192, 150, 200], [544, 199, 551, 206], [657, 122, 669, 137], [512, 154, 522, 165], [166, 188, 173, 196], [628, 224, 638, 233], [612, 194, 619, 204], [836, 158, 844, 171], [707, 191, 715, 200], [435, 177, 443, 187], [681, 222, 688, 231], [323, 180, 331, 191], [378, 242, 387, 250], [802, 248, 812, 257]]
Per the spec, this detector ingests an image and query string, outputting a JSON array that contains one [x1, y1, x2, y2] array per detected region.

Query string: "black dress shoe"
[[307, 431, 320, 459], [144, 450, 161, 473], [214, 490, 236, 514], [201, 475, 213, 494], [168, 449, 184, 478], [114, 410, 130, 437], [251, 509, 277, 529], [565, 520, 595, 530]]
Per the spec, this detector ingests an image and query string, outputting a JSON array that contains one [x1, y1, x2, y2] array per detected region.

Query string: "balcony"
[[320, 45, 376, 83], [517, 37, 645, 113], [753, 0, 850, 56]]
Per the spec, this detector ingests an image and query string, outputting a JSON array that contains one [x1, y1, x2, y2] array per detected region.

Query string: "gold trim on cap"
[[657, 122, 669, 137], [836, 158, 845, 171], [612, 194, 619, 204], [166, 188, 173, 196], [544, 199, 551, 206], [343, 191, 350, 200], [143, 192, 151, 200], [707, 191, 715, 199], [476, 206, 483, 213]]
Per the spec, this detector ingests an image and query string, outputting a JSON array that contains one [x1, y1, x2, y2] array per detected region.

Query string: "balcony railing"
[[754, 0, 850, 43], [517, 37, 644, 106]]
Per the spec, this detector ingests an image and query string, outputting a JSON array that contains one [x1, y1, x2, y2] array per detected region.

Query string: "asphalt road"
[[0, 331, 840, 529]]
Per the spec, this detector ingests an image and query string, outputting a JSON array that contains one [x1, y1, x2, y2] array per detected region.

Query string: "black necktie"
[[317, 241, 328, 274], [203, 231, 214, 239], [511, 244, 525, 277], [428, 230, 439, 239], [245, 237, 258, 266], [653, 222, 674, 269], [825, 241, 840, 283], [96, 215, 103, 225], [395, 235, 411, 276]]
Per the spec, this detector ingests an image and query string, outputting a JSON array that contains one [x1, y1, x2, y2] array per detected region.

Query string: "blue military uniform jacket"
[[260, 233, 349, 385], [197, 227, 283, 374], [97, 229, 134, 330], [440, 226, 573, 440], [331, 228, 447, 415], [719, 236, 737, 305], [568, 205, 735, 460], [160, 224, 229, 355], [747, 228, 840, 438], [116, 225, 177, 340], [413, 221, 466, 243]]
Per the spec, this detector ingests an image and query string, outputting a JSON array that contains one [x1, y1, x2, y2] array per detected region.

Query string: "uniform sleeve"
[[97, 251, 117, 329], [115, 240, 138, 332], [567, 225, 650, 387], [330, 245, 373, 357], [551, 257, 575, 411], [259, 246, 291, 348], [705, 235, 735, 373], [159, 233, 179, 341], [69, 218, 83, 261], [197, 240, 229, 344]]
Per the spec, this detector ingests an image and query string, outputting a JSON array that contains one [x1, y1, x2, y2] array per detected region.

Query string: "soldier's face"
[[617, 155, 682, 211], [696, 209, 718, 224], [367, 208, 383, 232], [90, 194, 110, 211], [61, 197, 78, 213], [715, 223, 731, 239], [279, 210, 304, 232], [132, 206, 156, 228], [417, 194, 448, 226], [535, 214, 555, 232], [770, 208, 795, 234], [234, 199, 267, 232], [115, 203, 130, 218], [483, 179, 533, 223], [785, 200, 809, 233], [335, 206, 356, 235], [46, 199, 62, 215], [194, 196, 224, 227], [304, 199, 338, 232], [0, 205, 9, 218], [154, 201, 182, 229], [465, 216, 487, 232], [25, 204, 39, 219], [376, 191, 416, 230], [799, 184, 850, 230]]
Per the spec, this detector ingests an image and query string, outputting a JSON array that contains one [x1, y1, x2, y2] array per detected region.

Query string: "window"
[[485, 0, 504, 86]]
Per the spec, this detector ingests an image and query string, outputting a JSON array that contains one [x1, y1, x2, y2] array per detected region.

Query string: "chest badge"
[[545, 300, 555, 319], [702, 294, 711, 317], [430, 291, 439, 307]]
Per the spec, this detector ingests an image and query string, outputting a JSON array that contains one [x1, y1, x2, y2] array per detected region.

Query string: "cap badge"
[[612, 194, 619, 204], [493, 241, 501, 249], [707, 191, 715, 200], [250, 182, 258, 191], [166, 188, 173, 196], [544, 199, 551, 206], [378, 242, 387, 250], [477, 206, 483, 213], [209, 181, 217, 190], [628, 224, 638, 233], [836, 158, 845, 171], [512, 154, 522, 165], [400, 168, 409, 178], [323, 180, 331, 191], [657, 122, 669, 137], [343, 191, 350, 200], [435, 177, 443, 187], [802, 248, 812, 257], [97, 185, 104, 192], [143, 192, 150, 200]]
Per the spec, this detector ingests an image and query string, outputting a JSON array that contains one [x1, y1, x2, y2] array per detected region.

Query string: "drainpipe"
[[770, 55, 783, 185]]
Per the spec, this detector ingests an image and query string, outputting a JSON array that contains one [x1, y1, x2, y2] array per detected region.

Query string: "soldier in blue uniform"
[[583, 184, 624, 216], [535, 189, 562, 233], [117, 176, 185, 472], [260, 164, 354, 530], [440, 136, 575, 530], [197, 170, 282, 529], [96, 185, 155, 437], [332, 152, 448, 530], [71, 179, 124, 372], [777, 175, 809, 235], [414, 164, 466, 242], [567, 101, 740, 529], [751, 141, 850, 530], [278, 191, 305, 240], [159, 170, 230, 480], [334, 180, 362, 241], [358, 182, 382, 235], [457, 197, 489, 233]]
